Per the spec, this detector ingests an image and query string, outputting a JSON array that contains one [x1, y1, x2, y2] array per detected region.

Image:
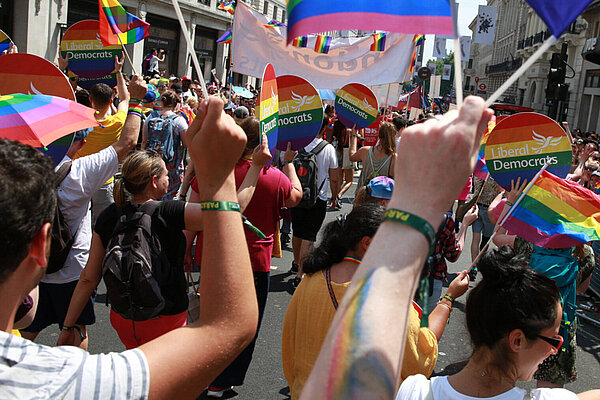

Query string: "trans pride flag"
[[99, 0, 150, 46], [286, 0, 453, 44], [503, 170, 600, 248]]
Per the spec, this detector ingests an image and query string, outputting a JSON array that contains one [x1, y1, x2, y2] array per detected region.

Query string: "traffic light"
[[546, 50, 568, 101]]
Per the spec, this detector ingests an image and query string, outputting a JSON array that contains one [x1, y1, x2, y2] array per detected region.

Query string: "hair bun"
[[477, 245, 527, 283]]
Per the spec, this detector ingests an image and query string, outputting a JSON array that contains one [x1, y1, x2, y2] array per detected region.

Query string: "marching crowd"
[[2, 51, 600, 400]]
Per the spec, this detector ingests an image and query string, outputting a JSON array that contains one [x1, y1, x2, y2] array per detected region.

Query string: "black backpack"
[[293, 140, 328, 209], [47, 161, 77, 275], [102, 201, 166, 321]]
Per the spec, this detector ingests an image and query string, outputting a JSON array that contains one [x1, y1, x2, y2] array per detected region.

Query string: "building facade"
[[3, 0, 286, 84]]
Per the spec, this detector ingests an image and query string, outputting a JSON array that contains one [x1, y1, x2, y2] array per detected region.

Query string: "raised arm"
[[282, 142, 303, 207], [349, 129, 369, 162], [114, 54, 130, 112], [112, 75, 146, 161], [300, 97, 493, 400], [139, 96, 258, 400]]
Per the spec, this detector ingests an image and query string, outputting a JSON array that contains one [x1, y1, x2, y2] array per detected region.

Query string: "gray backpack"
[[102, 201, 165, 321]]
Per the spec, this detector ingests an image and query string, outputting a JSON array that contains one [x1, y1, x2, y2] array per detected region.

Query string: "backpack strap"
[[324, 268, 338, 310], [54, 161, 72, 187], [310, 139, 328, 156], [157, 114, 179, 147]]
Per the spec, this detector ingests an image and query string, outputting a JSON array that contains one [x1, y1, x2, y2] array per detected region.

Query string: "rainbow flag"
[[413, 34, 425, 45], [409, 49, 417, 73], [264, 19, 286, 28], [314, 34, 332, 54], [218, 1, 236, 15], [594, 181, 600, 194], [370, 33, 387, 51], [286, 0, 453, 45], [503, 170, 600, 248], [473, 117, 495, 180], [217, 30, 232, 44], [292, 36, 308, 47], [98, 0, 150, 46]]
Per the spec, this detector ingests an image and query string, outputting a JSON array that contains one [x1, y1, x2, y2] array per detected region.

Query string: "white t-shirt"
[[42, 146, 119, 284], [304, 138, 338, 201], [397, 374, 578, 400], [0, 330, 149, 399], [148, 54, 160, 72]]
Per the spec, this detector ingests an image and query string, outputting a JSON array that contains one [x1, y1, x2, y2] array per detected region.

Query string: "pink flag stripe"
[[287, 14, 453, 44], [0, 113, 98, 146], [503, 214, 581, 248]]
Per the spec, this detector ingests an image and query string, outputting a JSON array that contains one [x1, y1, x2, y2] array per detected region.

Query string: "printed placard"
[[335, 83, 378, 129], [0, 54, 75, 101], [275, 75, 323, 151], [70, 70, 118, 90], [259, 64, 279, 152], [484, 113, 572, 190], [364, 116, 384, 146], [0, 28, 13, 54], [61, 20, 121, 79]]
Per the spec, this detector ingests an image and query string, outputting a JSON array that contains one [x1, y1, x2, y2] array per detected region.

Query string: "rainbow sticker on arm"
[[484, 113, 573, 190], [60, 20, 122, 79], [335, 83, 378, 129], [275, 75, 323, 151], [259, 64, 279, 153]]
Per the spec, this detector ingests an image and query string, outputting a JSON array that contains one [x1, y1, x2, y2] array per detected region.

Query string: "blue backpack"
[[147, 114, 178, 164]]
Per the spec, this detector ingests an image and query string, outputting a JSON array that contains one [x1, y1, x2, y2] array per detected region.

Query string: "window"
[[468, 58, 473, 69], [273, 5, 278, 20], [585, 70, 600, 88], [263, 1, 268, 14], [282, 10, 286, 22]]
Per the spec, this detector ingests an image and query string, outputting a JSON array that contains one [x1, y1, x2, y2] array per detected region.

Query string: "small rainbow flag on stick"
[[370, 33, 387, 51], [314, 34, 332, 54], [292, 36, 308, 47], [217, 30, 232, 44], [99, 0, 150, 46], [264, 19, 286, 28], [503, 170, 600, 248], [217, 1, 236, 15], [413, 34, 425, 45], [473, 116, 495, 180]]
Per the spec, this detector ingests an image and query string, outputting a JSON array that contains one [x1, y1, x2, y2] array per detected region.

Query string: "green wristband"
[[384, 209, 436, 256], [443, 294, 455, 303], [283, 160, 294, 166], [200, 201, 241, 212]]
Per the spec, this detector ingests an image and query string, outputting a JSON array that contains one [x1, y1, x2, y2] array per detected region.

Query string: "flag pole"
[[451, 0, 463, 107], [383, 84, 391, 116], [172, 0, 209, 99], [465, 161, 550, 273], [117, 35, 138, 75], [485, 36, 558, 107]]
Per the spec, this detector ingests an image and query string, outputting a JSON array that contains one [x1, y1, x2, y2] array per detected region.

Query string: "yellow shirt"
[[75, 110, 127, 184], [281, 271, 437, 400]]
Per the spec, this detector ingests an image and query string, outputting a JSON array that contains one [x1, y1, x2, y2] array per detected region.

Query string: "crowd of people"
[[1, 48, 600, 400]]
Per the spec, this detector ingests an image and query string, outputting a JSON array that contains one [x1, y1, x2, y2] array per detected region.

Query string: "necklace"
[[342, 255, 361, 265]]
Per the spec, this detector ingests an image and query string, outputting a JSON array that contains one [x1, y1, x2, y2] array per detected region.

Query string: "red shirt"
[[191, 159, 293, 272]]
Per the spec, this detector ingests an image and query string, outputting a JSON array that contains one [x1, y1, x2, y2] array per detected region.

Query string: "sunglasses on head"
[[537, 334, 563, 350]]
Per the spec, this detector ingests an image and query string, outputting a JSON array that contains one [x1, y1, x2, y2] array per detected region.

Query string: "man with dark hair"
[[0, 94, 259, 399], [75, 55, 129, 222]]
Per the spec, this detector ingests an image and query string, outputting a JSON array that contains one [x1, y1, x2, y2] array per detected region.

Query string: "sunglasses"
[[585, 166, 596, 172], [537, 334, 563, 350], [158, 85, 167, 88]]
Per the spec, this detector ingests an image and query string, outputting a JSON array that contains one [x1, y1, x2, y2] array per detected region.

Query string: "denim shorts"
[[471, 204, 494, 237]]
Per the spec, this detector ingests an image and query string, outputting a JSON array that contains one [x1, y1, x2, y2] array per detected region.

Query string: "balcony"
[[485, 58, 523, 74]]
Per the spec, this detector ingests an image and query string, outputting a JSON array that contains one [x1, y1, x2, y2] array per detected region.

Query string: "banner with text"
[[232, 2, 415, 89]]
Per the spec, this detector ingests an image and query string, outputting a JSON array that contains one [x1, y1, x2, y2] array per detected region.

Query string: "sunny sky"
[[422, 0, 488, 61]]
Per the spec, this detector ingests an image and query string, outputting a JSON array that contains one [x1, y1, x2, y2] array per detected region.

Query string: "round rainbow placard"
[[276, 75, 323, 151], [0, 28, 13, 55], [61, 20, 121, 79], [484, 113, 572, 190], [259, 64, 279, 153], [335, 83, 378, 128], [0, 53, 75, 101]]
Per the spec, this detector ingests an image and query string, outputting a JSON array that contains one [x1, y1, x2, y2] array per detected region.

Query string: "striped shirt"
[[0, 330, 149, 399]]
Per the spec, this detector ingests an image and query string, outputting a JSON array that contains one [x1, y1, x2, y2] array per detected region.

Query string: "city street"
[[36, 181, 600, 399]]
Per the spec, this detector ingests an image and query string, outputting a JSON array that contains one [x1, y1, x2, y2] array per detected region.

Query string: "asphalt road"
[[36, 179, 600, 399]]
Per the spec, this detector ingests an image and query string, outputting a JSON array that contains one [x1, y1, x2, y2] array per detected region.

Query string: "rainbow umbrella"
[[0, 94, 99, 147]]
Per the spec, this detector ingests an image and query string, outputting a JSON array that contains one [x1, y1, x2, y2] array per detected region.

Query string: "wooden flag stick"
[[172, 0, 209, 99], [451, 0, 463, 106], [485, 36, 557, 107], [466, 162, 550, 273], [117, 35, 138, 75]]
